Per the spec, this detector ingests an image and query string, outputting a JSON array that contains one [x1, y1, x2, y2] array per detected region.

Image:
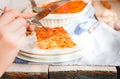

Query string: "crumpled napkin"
[[59, 22, 120, 66], [83, 22, 120, 65]]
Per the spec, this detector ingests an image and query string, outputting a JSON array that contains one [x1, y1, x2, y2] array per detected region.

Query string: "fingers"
[[14, 26, 26, 44], [9, 18, 27, 41], [2, 17, 27, 47], [0, 7, 35, 31], [114, 20, 120, 30], [27, 24, 35, 31], [4, 6, 11, 12], [1, 25, 26, 50], [4, 26, 26, 49], [6, 17, 27, 32], [19, 12, 36, 19], [0, 9, 20, 25], [15, 26, 26, 36]]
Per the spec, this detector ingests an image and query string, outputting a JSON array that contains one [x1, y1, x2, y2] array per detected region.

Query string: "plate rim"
[[17, 48, 87, 63]]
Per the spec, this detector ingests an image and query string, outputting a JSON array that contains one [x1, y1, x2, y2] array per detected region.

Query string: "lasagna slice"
[[35, 27, 76, 49]]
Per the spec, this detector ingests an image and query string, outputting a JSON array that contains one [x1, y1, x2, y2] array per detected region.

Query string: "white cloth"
[[78, 22, 120, 65], [57, 22, 120, 66]]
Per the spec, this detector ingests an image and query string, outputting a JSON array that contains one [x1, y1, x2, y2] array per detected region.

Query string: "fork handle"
[[30, 0, 37, 8]]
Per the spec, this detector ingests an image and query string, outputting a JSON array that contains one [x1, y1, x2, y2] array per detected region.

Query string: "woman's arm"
[[0, 8, 33, 77]]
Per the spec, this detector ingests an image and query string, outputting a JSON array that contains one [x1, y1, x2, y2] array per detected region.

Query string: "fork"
[[29, 0, 44, 13], [27, 18, 47, 31], [29, 0, 47, 30]]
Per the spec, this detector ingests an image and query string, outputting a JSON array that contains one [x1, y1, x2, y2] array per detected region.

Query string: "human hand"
[[0, 8, 29, 77], [114, 20, 120, 31]]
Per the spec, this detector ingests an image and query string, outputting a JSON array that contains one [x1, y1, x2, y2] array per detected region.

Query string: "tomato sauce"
[[42, 1, 87, 14]]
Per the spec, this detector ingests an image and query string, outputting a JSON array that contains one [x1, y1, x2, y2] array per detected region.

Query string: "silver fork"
[[27, 18, 47, 31], [29, 0, 44, 13], [29, 0, 47, 30]]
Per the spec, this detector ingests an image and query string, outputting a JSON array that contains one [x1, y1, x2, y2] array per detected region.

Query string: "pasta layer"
[[35, 27, 76, 49]]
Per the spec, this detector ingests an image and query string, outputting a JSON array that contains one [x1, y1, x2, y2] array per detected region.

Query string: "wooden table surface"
[[0, 64, 117, 79]]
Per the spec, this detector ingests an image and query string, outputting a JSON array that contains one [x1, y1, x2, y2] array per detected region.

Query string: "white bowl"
[[24, 0, 93, 28], [38, 0, 92, 27]]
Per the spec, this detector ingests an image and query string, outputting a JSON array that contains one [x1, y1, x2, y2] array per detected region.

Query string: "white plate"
[[19, 47, 81, 59], [20, 33, 90, 55], [17, 48, 88, 63]]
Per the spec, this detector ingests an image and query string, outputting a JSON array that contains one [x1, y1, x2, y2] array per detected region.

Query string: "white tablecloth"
[[59, 22, 120, 66]]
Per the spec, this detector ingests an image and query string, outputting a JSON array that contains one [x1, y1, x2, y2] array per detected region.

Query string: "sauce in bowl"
[[42, 1, 87, 14]]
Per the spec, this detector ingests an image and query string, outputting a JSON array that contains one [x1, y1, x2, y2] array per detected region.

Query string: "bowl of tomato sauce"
[[36, 0, 93, 27]]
